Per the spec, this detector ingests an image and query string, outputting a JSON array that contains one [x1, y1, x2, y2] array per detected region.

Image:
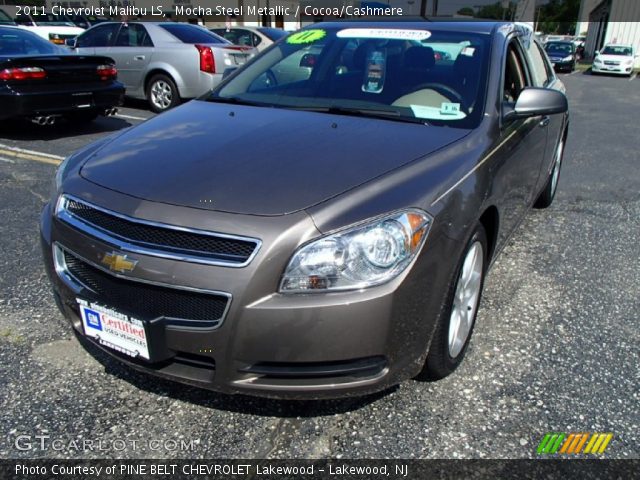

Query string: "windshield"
[[213, 26, 490, 128], [0, 27, 64, 55], [545, 42, 573, 54], [601, 46, 632, 56]]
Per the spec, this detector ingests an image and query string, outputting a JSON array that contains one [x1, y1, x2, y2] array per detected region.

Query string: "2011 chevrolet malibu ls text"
[[41, 21, 569, 399]]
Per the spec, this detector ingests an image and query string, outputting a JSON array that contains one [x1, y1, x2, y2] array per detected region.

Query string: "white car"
[[11, 8, 84, 45], [592, 44, 637, 76]]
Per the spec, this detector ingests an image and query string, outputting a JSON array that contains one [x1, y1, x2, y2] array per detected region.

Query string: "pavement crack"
[[9, 172, 48, 204]]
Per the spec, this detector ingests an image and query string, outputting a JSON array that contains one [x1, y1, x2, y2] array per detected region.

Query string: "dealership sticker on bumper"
[[77, 299, 150, 360]]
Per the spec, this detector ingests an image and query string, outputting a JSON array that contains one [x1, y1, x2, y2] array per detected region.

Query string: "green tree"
[[457, 7, 475, 16], [538, 0, 580, 35]]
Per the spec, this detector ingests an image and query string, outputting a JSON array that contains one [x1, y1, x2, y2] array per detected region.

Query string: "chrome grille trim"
[[55, 194, 261, 267], [53, 243, 232, 329]]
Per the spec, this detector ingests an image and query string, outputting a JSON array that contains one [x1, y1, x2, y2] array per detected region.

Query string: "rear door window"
[[114, 23, 153, 47]]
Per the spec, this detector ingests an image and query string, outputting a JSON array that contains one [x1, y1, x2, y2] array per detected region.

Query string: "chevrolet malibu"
[[41, 21, 569, 399]]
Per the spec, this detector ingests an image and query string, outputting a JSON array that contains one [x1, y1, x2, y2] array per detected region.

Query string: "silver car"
[[69, 22, 256, 112]]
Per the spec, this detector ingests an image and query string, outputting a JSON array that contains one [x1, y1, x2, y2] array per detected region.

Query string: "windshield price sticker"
[[441, 103, 461, 115], [338, 28, 431, 41], [287, 29, 327, 44]]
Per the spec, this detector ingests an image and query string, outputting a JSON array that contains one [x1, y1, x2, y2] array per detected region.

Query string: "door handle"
[[134, 55, 145, 61], [539, 116, 550, 128]]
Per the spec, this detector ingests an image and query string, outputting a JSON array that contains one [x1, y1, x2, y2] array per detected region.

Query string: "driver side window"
[[503, 42, 529, 103]]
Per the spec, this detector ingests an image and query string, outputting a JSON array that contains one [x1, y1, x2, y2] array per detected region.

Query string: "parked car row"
[[1, 20, 261, 124], [0, 26, 123, 125]]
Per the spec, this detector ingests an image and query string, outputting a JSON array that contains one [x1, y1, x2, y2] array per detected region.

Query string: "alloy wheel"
[[448, 241, 484, 358]]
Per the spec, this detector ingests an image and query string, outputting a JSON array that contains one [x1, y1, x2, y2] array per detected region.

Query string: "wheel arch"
[[143, 67, 183, 97], [478, 206, 499, 263]]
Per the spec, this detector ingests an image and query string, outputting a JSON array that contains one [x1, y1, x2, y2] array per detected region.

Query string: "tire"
[[420, 224, 488, 380], [534, 133, 565, 209], [65, 109, 99, 124], [146, 74, 180, 113]]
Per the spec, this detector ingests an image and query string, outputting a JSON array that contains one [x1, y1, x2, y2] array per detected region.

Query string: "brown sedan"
[[41, 21, 569, 399]]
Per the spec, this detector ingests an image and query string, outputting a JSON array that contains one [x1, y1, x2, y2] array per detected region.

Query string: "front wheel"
[[534, 134, 565, 209], [420, 224, 487, 380], [147, 74, 180, 113]]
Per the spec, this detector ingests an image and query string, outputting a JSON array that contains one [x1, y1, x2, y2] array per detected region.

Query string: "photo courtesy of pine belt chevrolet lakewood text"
[[41, 20, 569, 399]]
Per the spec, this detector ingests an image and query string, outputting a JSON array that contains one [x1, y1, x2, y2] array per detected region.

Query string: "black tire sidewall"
[[422, 224, 488, 380], [534, 135, 565, 209], [147, 74, 180, 113]]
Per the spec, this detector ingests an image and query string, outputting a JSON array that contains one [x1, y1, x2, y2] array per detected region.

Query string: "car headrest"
[[404, 46, 435, 70]]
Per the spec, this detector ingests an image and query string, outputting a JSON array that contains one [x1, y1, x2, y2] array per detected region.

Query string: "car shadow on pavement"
[[76, 332, 396, 417], [0, 116, 132, 141]]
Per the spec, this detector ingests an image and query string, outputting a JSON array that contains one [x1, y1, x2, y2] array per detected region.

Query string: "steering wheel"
[[407, 83, 468, 113]]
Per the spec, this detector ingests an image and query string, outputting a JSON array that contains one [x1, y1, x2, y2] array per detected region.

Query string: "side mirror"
[[65, 38, 77, 48], [503, 88, 568, 122], [594, 50, 600, 56], [299, 53, 317, 68], [222, 67, 238, 79]]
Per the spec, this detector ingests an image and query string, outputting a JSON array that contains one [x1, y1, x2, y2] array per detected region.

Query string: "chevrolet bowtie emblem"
[[101, 252, 138, 273]]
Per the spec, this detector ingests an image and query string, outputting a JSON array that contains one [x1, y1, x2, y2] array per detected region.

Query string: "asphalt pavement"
[[0, 73, 638, 460]]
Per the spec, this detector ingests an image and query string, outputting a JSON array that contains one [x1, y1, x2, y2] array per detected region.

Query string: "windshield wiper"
[[290, 105, 429, 125], [206, 96, 271, 107]]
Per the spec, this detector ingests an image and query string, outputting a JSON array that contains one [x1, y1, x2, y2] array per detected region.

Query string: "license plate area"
[[72, 92, 93, 109], [77, 298, 150, 360]]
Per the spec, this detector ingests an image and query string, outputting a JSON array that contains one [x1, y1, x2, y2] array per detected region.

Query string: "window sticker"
[[441, 102, 461, 115], [287, 29, 326, 45], [461, 47, 476, 57], [338, 28, 431, 41], [362, 48, 387, 94], [411, 105, 466, 120]]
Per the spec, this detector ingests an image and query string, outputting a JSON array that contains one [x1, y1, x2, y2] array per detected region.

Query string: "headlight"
[[280, 210, 431, 293], [593, 58, 602, 65], [563, 55, 573, 62]]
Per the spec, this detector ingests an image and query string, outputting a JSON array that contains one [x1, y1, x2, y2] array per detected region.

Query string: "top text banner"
[[42, 0, 632, 22]]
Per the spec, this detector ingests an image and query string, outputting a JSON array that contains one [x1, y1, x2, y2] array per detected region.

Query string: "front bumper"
[[592, 63, 633, 75], [550, 59, 574, 71], [40, 188, 452, 399], [0, 82, 124, 121]]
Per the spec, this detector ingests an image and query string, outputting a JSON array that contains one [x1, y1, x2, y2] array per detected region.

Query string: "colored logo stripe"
[[537, 433, 613, 454]]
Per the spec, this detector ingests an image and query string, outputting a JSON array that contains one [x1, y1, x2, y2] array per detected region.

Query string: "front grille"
[[60, 196, 259, 266], [604, 61, 620, 65], [63, 249, 229, 327]]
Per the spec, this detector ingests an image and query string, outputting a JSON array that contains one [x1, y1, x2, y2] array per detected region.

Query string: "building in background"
[[576, 0, 640, 64]]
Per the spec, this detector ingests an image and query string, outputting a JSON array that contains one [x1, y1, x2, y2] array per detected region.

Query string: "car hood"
[[79, 100, 469, 216]]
